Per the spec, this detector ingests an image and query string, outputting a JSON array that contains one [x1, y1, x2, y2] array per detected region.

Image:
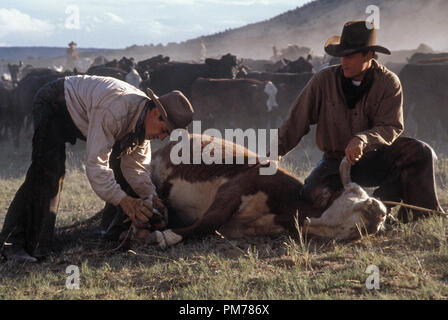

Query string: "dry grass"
[[0, 137, 447, 300]]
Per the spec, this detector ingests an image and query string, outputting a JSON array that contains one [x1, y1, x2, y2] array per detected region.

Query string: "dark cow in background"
[[141, 53, 238, 97], [7, 62, 24, 85], [191, 78, 278, 130], [238, 71, 313, 119], [238, 71, 315, 148], [277, 57, 314, 74], [240, 57, 313, 74], [239, 58, 281, 72], [136, 55, 170, 80], [87, 65, 127, 80], [399, 63, 448, 145], [8, 68, 74, 147], [0, 81, 13, 141], [7, 62, 34, 86], [91, 56, 109, 68], [86, 56, 142, 88], [129, 134, 387, 249], [408, 52, 448, 64], [87, 56, 133, 81]]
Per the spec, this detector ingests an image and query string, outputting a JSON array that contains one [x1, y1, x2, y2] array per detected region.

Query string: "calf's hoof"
[[154, 230, 183, 249]]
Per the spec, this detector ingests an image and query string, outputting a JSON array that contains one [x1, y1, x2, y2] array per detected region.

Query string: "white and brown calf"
[[132, 134, 387, 248]]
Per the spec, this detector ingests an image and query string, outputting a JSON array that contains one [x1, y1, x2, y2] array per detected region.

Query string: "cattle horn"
[[339, 157, 352, 188]]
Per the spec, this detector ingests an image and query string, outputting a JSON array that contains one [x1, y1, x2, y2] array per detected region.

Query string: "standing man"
[[277, 21, 444, 220], [66, 41, 79, 71], [1, 75, 194, 262]]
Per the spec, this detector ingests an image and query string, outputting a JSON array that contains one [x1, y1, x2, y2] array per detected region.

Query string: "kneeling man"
[[277, 21, 444, 219]]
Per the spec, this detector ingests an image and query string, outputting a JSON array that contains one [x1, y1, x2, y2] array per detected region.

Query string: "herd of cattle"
[[0, 51, 447, 150]]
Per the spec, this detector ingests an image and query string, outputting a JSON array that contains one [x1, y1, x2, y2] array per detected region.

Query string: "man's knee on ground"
[[401, 138, 437, 166], [416, 139, 437, 161]]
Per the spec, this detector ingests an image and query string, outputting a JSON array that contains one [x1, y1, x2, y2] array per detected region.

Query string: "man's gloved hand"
[[119, 196, 153, 228]]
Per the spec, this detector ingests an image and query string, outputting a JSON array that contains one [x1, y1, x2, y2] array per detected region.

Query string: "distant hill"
[[190, 0, 448, 59], [1, 0, 447, 65], [0, 47, 111, 62]]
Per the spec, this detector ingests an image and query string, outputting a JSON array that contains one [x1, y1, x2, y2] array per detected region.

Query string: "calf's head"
[[304, 158, 387, 240]]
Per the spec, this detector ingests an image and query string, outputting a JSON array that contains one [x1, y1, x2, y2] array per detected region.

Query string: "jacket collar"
[[335, 59, 380, 108], [117, 100, 149, 158]]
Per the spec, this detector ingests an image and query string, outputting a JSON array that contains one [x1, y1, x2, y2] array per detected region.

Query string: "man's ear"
[[145, 107, 159, 127], [147, 106, 160, 120]]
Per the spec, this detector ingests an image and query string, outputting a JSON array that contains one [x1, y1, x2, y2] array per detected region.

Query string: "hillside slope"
[[192, 0, 447, 59]]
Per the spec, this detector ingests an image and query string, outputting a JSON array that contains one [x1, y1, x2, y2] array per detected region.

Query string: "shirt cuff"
[[110, 190, 128, 207], [354, 134, 368, 145]]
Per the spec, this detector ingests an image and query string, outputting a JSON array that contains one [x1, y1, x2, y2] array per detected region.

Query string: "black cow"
[[9, 69, 73, 147], [238, 71, 315, 148], [239, 58, 284, 72], [191, 78, 278, 130], [141, 53, 237, 98], [238, 71, 313, 118], [408, 52, 448, 64], [116, 57, 135, 73], [0, 81, 13, 141], [7, 62, 24, 85], [277, 57, 314, 74], [136, 55, 170, 79], [86, 66, 127, 81], [399, 63, 448, 144], [87, 56, 137, 82]]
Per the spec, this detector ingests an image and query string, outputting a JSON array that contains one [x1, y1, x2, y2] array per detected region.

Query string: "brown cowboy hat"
[[68, 41, 77, 47], [145, 88, 194, 133], [324, 20, 391, 57]]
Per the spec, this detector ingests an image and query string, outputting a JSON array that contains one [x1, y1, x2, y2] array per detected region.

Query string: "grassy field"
[[0, 137, 447, 300]]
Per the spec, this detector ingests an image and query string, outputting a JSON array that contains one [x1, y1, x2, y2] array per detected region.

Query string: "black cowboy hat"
[[324, 20, 391, 57]]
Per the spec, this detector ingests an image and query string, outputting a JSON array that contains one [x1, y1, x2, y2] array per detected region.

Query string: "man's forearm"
[[355, 124, 403, 151]]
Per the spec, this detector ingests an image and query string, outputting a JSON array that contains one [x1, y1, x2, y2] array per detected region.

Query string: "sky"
[[0, 0, 313, 48]]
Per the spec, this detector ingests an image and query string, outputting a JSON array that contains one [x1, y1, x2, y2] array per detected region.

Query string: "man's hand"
[[120, 196, 153, 227], [345, 137, 365, 165]]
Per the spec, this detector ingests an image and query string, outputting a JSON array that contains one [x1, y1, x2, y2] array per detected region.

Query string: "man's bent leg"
[[390, 138, 444, 220], [352, 137, 444, 222]]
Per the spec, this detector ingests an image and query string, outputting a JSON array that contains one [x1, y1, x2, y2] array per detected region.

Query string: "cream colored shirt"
[[64, 75, 157, 205]]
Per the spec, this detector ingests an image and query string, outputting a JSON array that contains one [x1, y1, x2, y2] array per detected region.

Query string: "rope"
[[382, 200, 447, 217], [64, 225, 133, 258]]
